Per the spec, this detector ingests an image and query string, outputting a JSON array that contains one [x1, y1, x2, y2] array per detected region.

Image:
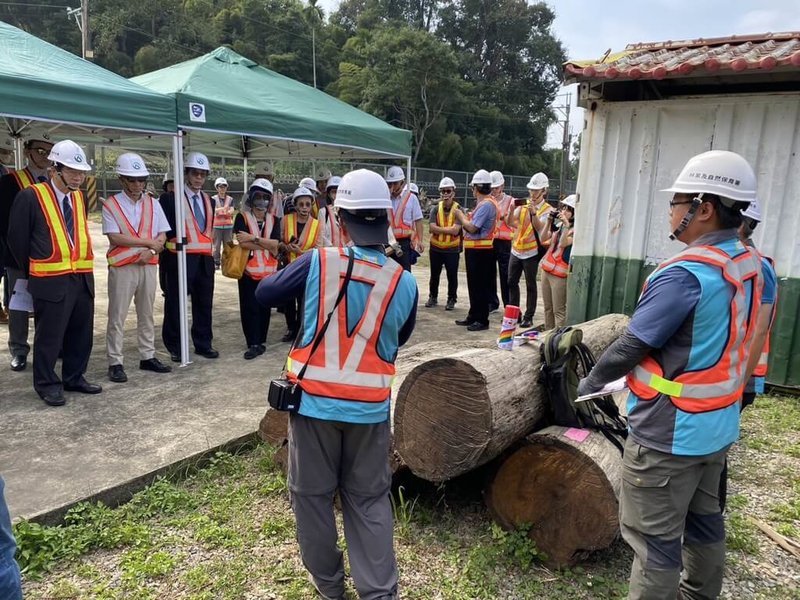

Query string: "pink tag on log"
[[564, 428, 590, 443]]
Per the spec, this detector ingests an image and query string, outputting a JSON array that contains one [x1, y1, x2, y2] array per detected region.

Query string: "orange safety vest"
[[391, 192, 416, 239], [540, 226, 572, 278], [282, 213, 320, 262], [319, 205, 343, 248], [626, 244, 763, 413], [462, 197, 498, 250], [212, 194, 235, 228], [753, 254, 777, 378], [430, 200, 460, 250], [165, 191, 213, 255], [287, 248, 404, 402], [243, 212, 278, 280], [10, 167, 36, 190], [104, 194, 158, 266], [494, 193, 514, 241], [28, 183, 94, 277]]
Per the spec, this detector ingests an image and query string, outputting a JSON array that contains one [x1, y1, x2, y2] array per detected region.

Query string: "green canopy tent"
[[0, 21, 200, 365], [131, 47, 413, 170]]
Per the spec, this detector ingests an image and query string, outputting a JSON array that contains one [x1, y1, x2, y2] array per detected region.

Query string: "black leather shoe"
[[455, 319, 474, 326], [424, 297, 437, 308], [10, 355, 27, 371], [39, 390, 65, 407], [195, 347, 219, 359], [257, 344, 266, 355], [445, 300, 456, 311], [244, 346, 260, 360], [519, 318, 532, 328], [140, 358, 172, 373], [281, 331, 296, 343], [64, 380, 103, 394], [170, 351, 181, 363], [467, 322, 489, 331], [108, 364, 127, 383]]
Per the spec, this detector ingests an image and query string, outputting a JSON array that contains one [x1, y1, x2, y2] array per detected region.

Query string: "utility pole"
[[67, 0, 92, 60], [557, 93, 572, 199]]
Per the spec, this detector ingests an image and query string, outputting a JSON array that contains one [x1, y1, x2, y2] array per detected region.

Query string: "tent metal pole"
[[243, 156, 248, 194], [172, 132, 191, 366], [13, 136, 23, 170]]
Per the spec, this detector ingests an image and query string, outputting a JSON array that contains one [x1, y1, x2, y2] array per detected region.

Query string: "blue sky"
[[316, 0, 800, 150]]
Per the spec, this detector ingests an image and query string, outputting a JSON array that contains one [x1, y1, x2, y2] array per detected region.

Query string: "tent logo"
[[189, 102, 206, 123]]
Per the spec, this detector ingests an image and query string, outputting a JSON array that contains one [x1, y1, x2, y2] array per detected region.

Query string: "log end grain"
[[485, 427, 622, 568]]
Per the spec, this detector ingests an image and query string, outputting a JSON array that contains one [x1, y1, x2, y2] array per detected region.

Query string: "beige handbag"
[[221, 241, 249, 279]]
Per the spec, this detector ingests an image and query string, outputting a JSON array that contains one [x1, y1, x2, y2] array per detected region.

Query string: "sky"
[[316, 0, 800, 151]]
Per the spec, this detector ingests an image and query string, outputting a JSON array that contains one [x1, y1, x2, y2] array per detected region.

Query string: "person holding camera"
[[233, 179, 280, 360], [256, 169, 418, 600], [507, 172, 552, 328], [539, 194, 576, 330]]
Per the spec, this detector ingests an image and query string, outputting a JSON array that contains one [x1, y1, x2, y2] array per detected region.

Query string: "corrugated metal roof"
[[565, 32, 800, 82]]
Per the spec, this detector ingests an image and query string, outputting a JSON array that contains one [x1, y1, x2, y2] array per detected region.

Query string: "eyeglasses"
[[296, 202, 313, 209], [186, 169, 207, 177], [251, 192, 271, 202], [123, 176, 148, 184], [669, 200, 695, 208], [31, 147, 51, 156]]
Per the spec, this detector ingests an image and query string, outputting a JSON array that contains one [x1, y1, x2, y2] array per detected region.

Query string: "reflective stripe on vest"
[[287, 248, 404, 402], [105, 194, 158, 266], [29, 183, 94, 277], [430, 201, 460, 250], [463, 197, 498, 250], [243, 212, 278, 280], [319, 205, 343, 248], [212, 195, 235, 228], [282, 214, 320, 262], [391, 192, 415, 239], [10, 167, 36, 190], [753, 254, 777, 378], [165, 191, 213, 254], [494, 194, 513, 240], [540, 227, 571, 278], [512, 207, 539, 252], [626, 244, 763, 413]]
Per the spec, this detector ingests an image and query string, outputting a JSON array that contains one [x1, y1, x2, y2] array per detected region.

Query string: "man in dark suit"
[[159, 152, 218, 362], [7, 140, 101, 406]]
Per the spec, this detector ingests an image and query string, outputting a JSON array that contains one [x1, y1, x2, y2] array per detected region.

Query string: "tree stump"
[[393, 314, 630, 482], [484, 425, 623, 568]]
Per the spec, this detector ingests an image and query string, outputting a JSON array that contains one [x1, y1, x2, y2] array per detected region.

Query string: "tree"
[[335, 26, 465, 162]]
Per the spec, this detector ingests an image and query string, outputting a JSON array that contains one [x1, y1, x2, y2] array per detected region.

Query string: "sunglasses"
[[296, 202, 313, 209], [441, 188, 455, 194], [187, 169, 207, 177], [251, 192, 272, 202]]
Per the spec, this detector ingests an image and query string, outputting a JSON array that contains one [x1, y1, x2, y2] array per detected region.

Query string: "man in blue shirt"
[[453, 169, 497, 331], [256, 169, 417, 600], [578, 151, 764, 600]]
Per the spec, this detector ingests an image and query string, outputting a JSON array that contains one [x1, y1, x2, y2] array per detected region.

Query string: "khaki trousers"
[[541, 270, 568, 330], [106, 263, 158, 366]]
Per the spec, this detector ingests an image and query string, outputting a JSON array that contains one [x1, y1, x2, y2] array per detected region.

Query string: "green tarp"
[[132, 47, 411, 159], [0, 21, 176, 134]]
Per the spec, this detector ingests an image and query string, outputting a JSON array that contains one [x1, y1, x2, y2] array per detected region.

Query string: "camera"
[[268, 378, 302, 412]]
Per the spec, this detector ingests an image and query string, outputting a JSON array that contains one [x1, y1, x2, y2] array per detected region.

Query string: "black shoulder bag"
[[267, 250, 355, 412]]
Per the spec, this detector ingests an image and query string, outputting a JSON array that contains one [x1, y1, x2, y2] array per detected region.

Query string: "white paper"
[[576, 377, 628, 403], [9, 278, 33, 312]]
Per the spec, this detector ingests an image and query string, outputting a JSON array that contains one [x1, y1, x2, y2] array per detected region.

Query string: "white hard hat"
[[662, 150, 756, 205], [327, 176, 342, 189], [741, 199, 761, 221], [408, 182, 419, 195], [335, 169, 392, 210], [527, 172, 549, 190], [48, 140, 91, 172], [185, 152, 210, 171], [315, 168, 332, 181], [438, 177, 456, 190], [249, 178, 274, 195], [471, 169, 492, 185], [292, 186, 315, 201], [214, 177, 228, 187], [299, 177, 318, 194], [385, 166, 405, 183], [490, 170, 505, 188], [115, 152, 149, 177], [561, 194, 577, 209]]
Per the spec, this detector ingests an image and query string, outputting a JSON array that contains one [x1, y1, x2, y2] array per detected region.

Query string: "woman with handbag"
[[233, 179, 281, 359]]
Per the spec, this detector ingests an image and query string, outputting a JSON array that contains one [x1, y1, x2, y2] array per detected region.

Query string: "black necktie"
[[63, 193, 74, 245]]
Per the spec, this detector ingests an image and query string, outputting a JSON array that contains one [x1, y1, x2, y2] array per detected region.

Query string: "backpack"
[[538, 326, 628, 453]]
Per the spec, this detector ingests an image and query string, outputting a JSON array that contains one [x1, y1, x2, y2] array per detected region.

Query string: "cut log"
[[258, 407, 290, 472], [393, 313, 630, 482], [485, 425, 623, 568]]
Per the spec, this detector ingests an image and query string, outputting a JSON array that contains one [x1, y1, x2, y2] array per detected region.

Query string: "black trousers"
[[32, 275, 94, 394], [284, 294, 302, 335], [162, 255, 215, 354], [491, 239, 511, 308], [508, 254, 540, 321], [389, 237, 412, 272], [465, 249, 495, 325], [429, 249, 459, 301], [238, 275, 271, 347]]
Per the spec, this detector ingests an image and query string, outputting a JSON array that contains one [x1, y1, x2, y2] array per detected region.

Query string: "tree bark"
[[392, 313, 630, 482], [485, 425, 623, 568]]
